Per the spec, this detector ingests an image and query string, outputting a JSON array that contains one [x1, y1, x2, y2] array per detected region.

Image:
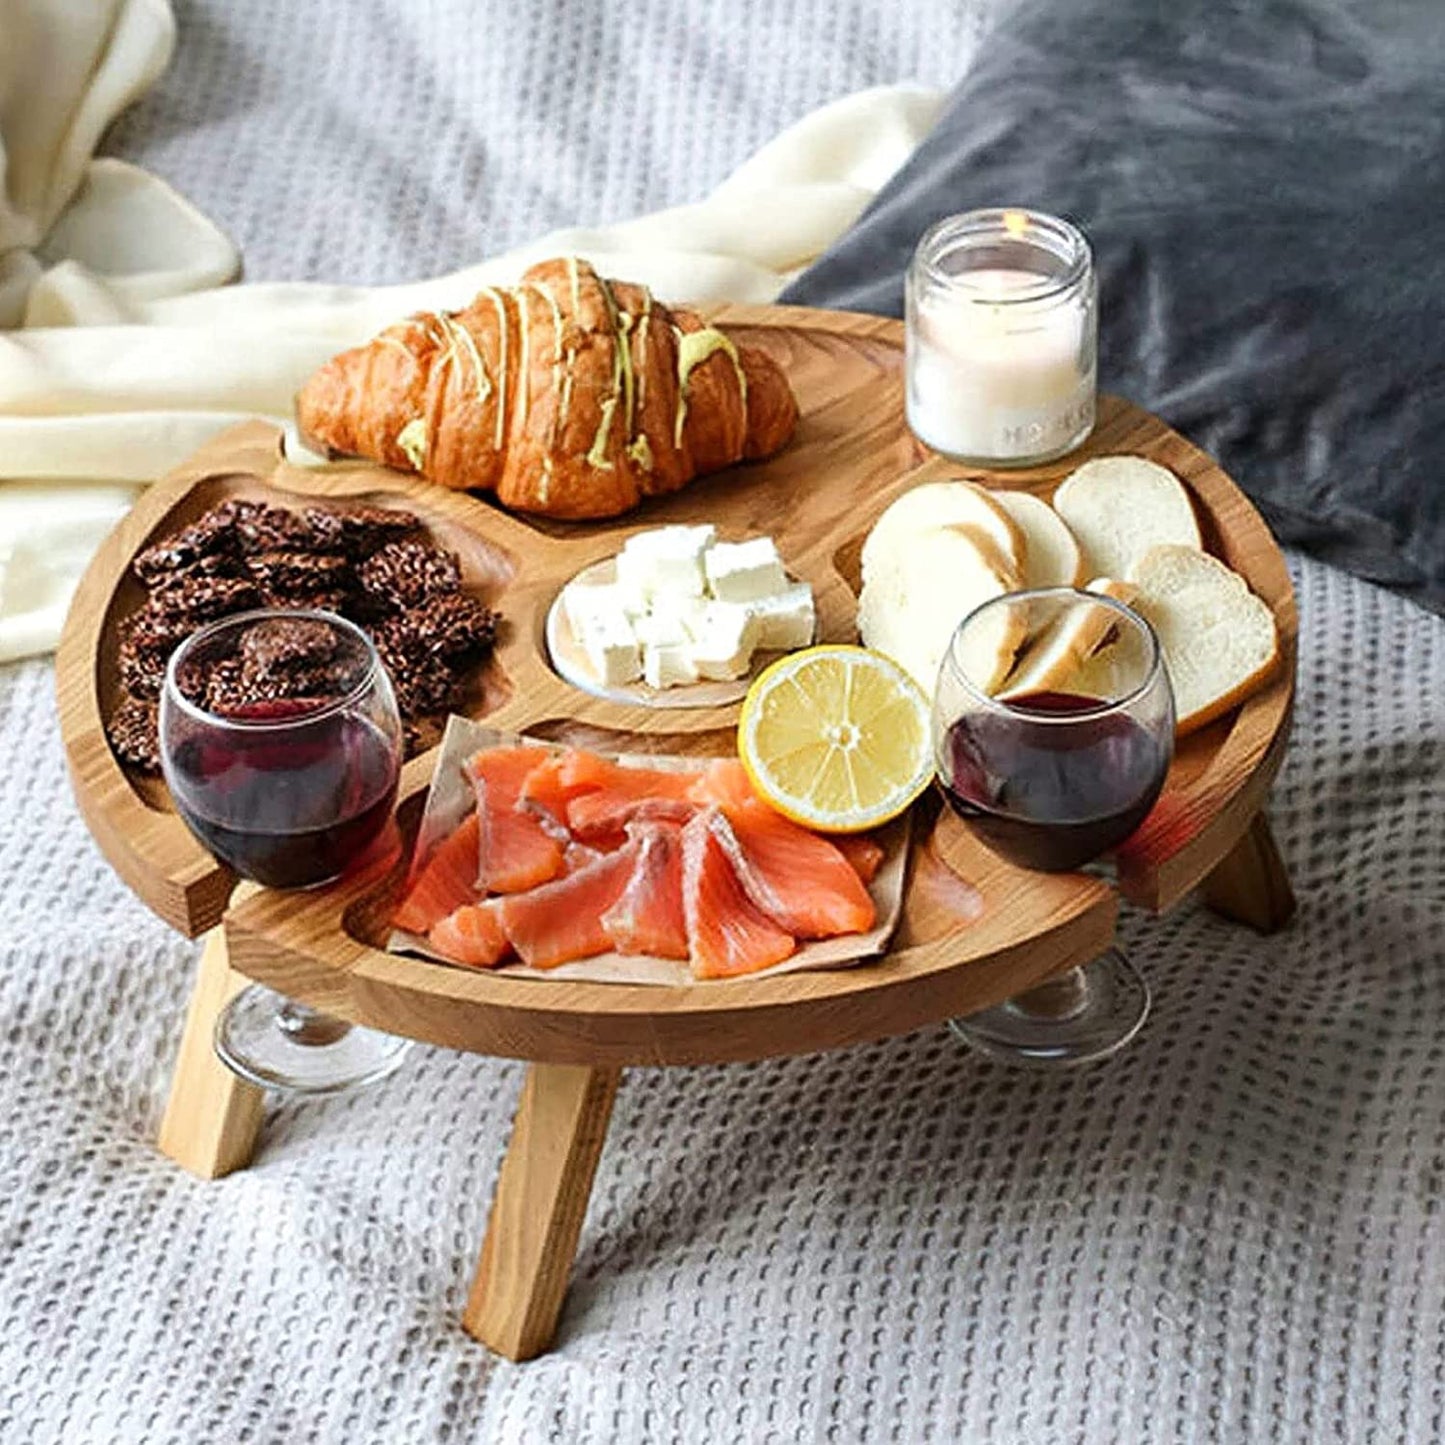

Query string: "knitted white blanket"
[[3, 3, 1443, 1443]]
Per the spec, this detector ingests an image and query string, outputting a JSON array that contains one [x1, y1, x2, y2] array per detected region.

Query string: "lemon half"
[[738, 645, 933, 832]]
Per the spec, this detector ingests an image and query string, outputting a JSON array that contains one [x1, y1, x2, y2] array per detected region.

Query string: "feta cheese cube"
[[568, 586, 642, 686], [705, 537, 788, 603], [687, 600, 760, 680], [642, 642, 699, 690], [616, 524, 715, 600], [634, 609, 692, 650], [613, 574, 651, 617], [750, 583, 815, 651], [673, 595, 714, 641], [582, 636, 643, 687], [563, 579, 634, 636]]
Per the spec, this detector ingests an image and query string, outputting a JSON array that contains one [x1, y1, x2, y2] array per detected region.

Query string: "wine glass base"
[[948, 950, 1149, 1069], [214, 984, 411, 1095]]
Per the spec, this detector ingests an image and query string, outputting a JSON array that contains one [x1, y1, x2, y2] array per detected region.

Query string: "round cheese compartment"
[[545, 552, 817, 710]]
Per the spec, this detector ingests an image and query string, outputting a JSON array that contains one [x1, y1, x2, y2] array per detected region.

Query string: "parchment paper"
[[388, 715, 910, 985]]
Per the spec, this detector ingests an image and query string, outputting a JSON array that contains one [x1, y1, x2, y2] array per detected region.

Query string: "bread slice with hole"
[[992, 489, 1085, 588], [998, 579, 1138, 699], [1067, 601, 1152, 701], [857, 522, 1024, 695], [861, 481, 1025, 586], [1051, 456, 1202, 579], [1127, 544, 1279, 735]]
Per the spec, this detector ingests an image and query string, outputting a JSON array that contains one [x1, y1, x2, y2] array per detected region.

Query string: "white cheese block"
[[688, 600, 761, 680], [562, 579, 636, 636], [749, 583, 815, 651], [564, 580, 632, 637], [676, 598, 722, 644], [563, 529, 815, 694], [705, 537, 788, 602], [634, 609, 693, 649], [617, 523, 716, 600], [573, 593, 642, 687], [643, 641, 700, 689], [613, 572, 650, 616]]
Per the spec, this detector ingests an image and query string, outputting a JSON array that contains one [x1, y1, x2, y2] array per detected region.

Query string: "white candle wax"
[[908, 266, 1095, 463]]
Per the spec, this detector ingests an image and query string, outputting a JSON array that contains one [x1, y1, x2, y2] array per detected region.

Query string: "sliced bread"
[[998, 579, 1138, 699], [861, 480, 1025, 586], [993, 489, 1085, 588], [857, 523, 1024, 696], [1068, 599, 1152, 701], [1128, 544, 1280, 735], [1051, 456, 1202, 580]]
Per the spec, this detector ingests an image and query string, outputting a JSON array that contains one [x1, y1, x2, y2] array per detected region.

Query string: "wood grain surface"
[[58, 304, 1296, 1067], [1201, 810, 1298, 934], [155, 924, 265, 1179], [463, 1062, 621, 1360]]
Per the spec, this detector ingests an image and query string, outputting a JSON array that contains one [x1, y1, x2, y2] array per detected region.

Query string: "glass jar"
[[905, 208, 1097, 468]]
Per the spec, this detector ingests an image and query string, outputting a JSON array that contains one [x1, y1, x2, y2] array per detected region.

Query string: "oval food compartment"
[[545, 528, 818, 709]]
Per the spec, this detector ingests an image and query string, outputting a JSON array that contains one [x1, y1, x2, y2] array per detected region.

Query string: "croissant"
[[295, 257, 799, 520]]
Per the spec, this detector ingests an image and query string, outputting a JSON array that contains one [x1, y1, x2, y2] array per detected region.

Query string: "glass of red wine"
[[160, 608, 411, 1094], [934, 586, 1174, 1067]]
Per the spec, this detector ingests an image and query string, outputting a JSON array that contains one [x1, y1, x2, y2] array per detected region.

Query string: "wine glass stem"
[[1006, 967, 1090, 1022], [276, 1001, 352, 1047]]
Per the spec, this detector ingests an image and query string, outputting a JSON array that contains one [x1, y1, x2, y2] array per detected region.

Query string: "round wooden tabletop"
[[58, 305, 1295, 1067]]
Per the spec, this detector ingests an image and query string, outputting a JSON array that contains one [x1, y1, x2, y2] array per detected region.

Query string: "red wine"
[[168, 705, 400, 888], [939, 690, 1168, 872]]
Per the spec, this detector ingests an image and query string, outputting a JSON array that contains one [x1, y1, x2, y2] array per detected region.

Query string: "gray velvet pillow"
[[784, 0, 1445, 615]]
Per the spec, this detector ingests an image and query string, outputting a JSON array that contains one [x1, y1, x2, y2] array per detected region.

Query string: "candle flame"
[[1003, 210, 1029, 238]]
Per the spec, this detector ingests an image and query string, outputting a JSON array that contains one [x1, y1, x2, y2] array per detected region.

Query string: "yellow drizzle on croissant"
[[295, 257, 799, 520]]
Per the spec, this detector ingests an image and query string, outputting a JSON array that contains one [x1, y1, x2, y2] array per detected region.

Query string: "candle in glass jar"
[[906, 211, 1097, 467]]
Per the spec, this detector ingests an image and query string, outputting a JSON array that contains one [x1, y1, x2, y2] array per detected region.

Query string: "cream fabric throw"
[[0, 0, 942, 663]]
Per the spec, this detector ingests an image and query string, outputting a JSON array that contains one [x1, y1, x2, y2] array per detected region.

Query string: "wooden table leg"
[[157, 926, 265, 1179], [1201, 810, 1297, 934], [464, 1062, 621, 1361]]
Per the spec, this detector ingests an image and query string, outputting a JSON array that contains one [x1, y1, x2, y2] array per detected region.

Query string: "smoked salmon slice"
[[496, 841, 641, 969], [392, 813, 481, 934], [834, 833, 885, 886], [551, 749, 697, 795], [428, 901, 512, 968], [516, 750, 602, 823], [601, 821, 689, 959], [463, 745, 549, 794], [466, 747, 566, 894], [567, 793, 696, 841], [402, 745, 882, 977], [682, 810, 796, 979], [713, 802, 876, 938], [688, 757, 757, 809], [690, 760, 886, 888], [563, 757, 701, 839], [562, 840, 607, 874], [524, 748, 696, 822]]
